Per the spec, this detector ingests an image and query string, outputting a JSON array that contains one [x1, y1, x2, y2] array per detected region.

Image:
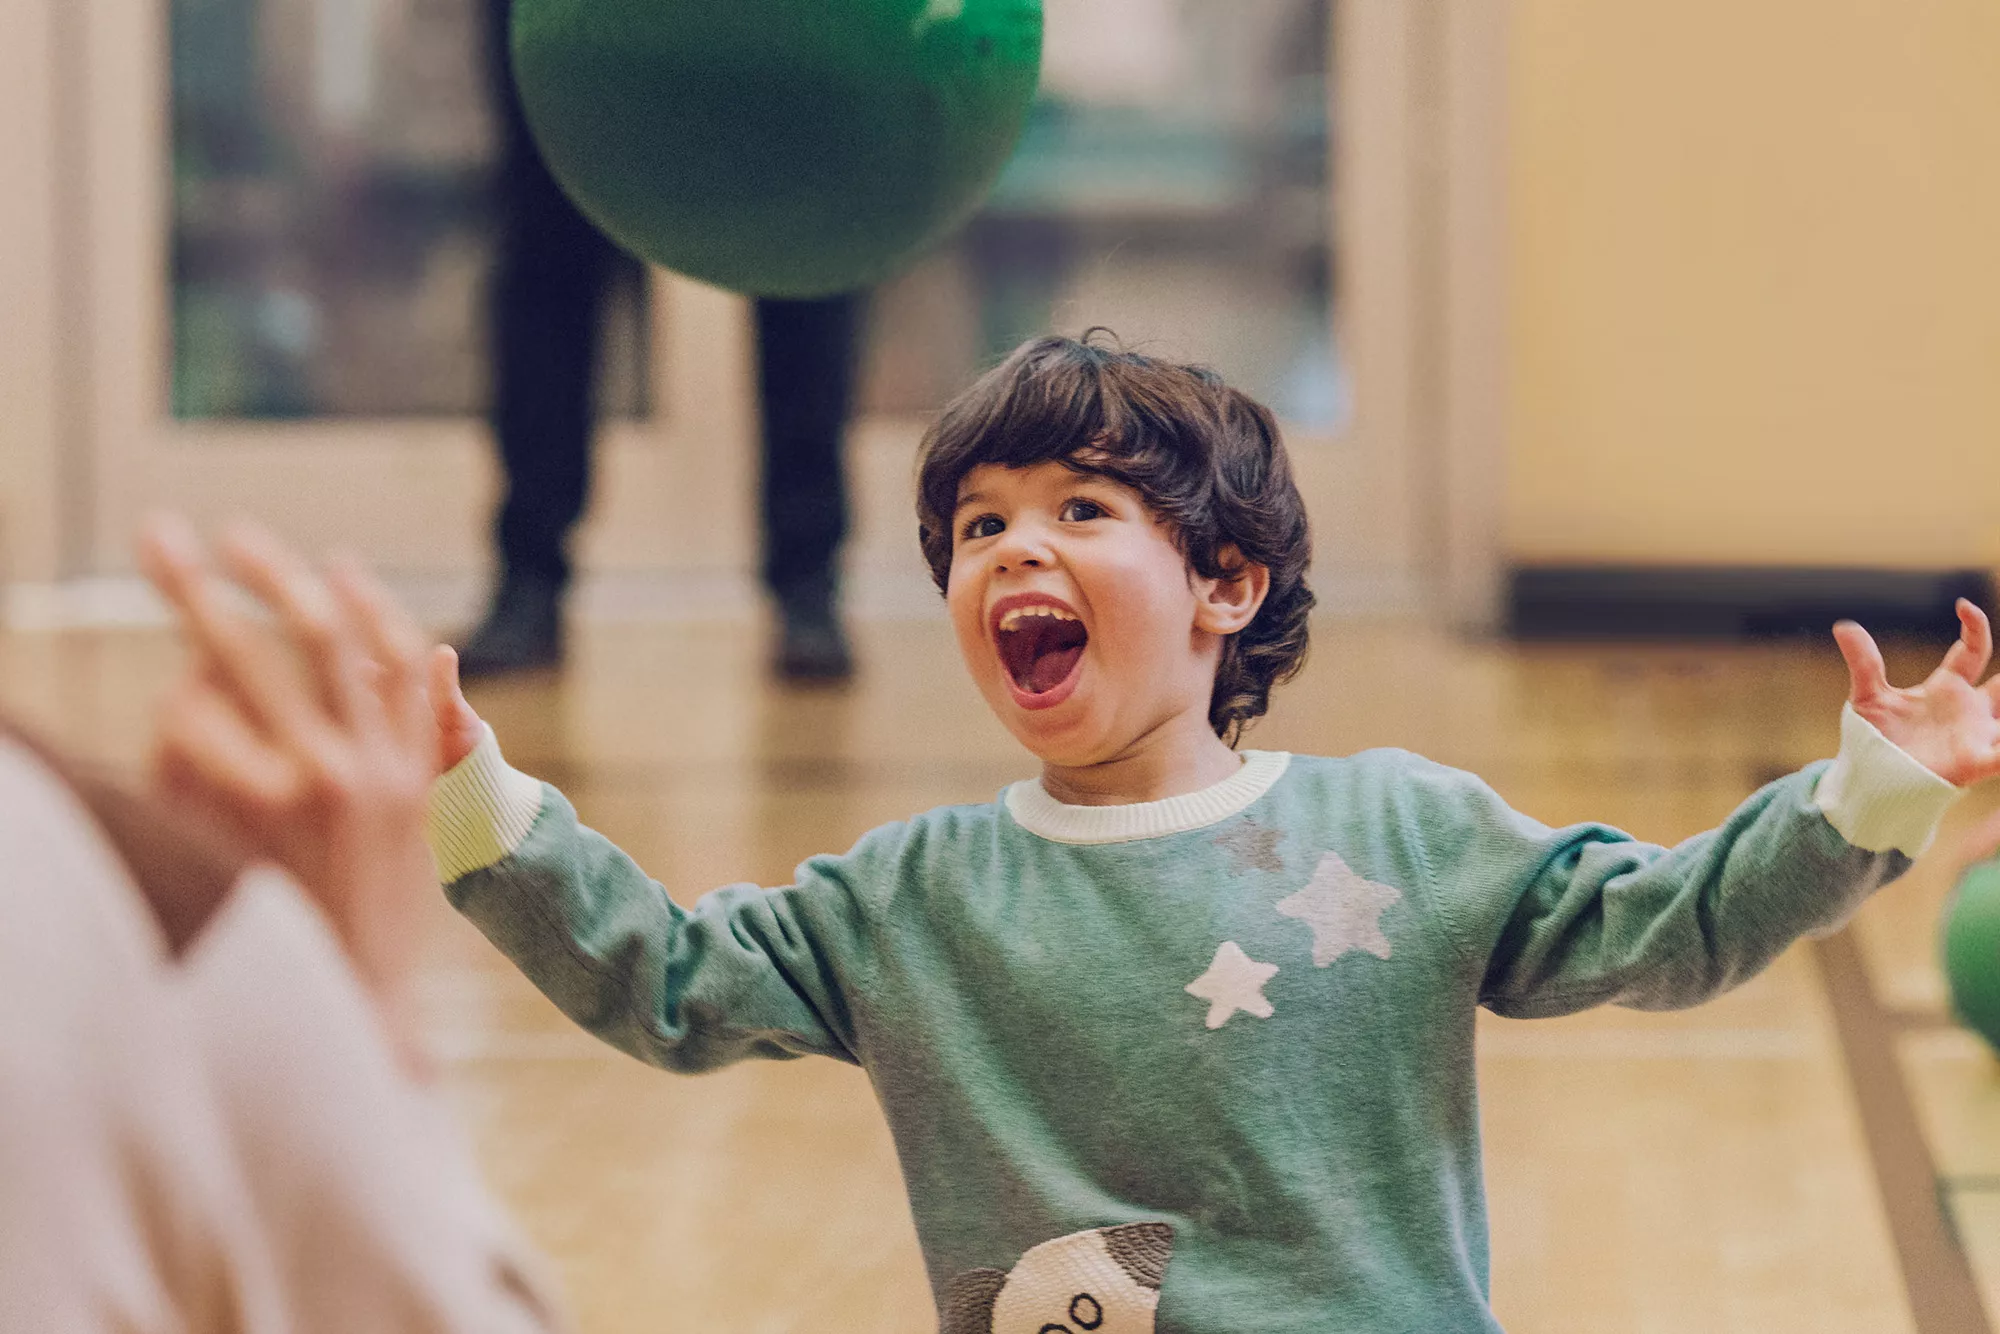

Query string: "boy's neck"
[[1037, 719, 1246, 807]]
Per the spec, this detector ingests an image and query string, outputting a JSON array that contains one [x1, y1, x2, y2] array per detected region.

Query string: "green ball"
[[510, 0, 1043, 297], [1943, 857, 2000, 1050]]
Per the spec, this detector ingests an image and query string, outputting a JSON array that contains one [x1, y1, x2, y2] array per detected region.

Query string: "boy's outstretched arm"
[[425, 652, 872, 1072], [1420, 611, 1992, 1017]]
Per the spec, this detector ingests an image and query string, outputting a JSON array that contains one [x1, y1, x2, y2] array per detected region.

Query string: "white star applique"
[[1276, 852, 1402, 966], [1185, 941, 1279, 1030]]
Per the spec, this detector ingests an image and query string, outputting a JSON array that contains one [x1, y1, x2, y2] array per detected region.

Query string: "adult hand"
[[139, 516, 441, 1046]]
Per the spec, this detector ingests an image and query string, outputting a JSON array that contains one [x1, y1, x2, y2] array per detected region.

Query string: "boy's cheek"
[[948, 611, 995, 681]]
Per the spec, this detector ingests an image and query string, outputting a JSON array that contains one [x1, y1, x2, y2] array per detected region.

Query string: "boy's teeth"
[[998, 605, 1076, 631]]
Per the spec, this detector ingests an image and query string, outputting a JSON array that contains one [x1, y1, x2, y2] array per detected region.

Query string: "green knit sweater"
[[426, 704, 1956, 1332]]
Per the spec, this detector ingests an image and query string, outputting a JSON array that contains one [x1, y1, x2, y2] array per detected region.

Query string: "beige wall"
[[1507, 0, 2000, 570], [0, 0, 62, 584]]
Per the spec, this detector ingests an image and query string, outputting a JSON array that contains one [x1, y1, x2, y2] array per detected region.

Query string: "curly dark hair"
[[916, 332, 1314, 745]]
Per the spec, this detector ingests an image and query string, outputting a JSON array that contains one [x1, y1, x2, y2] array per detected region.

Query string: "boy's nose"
[[992, 528, 1052, 571]]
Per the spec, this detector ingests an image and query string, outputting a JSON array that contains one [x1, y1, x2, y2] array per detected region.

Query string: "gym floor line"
[[1817, 927, 1989, 1333]]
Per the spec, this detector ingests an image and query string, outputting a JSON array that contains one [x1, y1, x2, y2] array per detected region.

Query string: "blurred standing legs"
[[463, 0, 861, 682], [756, 294, 863, 681], [475, 0, 617, 669]]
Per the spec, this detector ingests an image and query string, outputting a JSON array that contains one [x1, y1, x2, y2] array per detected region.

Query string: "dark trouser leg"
[[756, 294, 864, 607], [484, 0, 619, 590]]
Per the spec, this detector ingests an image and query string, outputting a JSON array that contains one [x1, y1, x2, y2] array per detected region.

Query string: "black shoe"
[[773, 588, 854, 684], [456, 575, 565, 679]]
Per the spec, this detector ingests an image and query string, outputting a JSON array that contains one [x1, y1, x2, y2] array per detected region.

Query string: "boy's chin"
[[982, 685, 1083, 751], [995, 703, 1118, 770]]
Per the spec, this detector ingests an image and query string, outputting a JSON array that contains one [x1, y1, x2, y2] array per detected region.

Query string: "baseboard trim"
[[1509, 565, 1998, 641], [2, 566, 1427, 633]]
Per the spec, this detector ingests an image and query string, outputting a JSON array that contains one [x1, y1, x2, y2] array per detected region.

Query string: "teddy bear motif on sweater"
[[940, 1222, 1175, 1334]]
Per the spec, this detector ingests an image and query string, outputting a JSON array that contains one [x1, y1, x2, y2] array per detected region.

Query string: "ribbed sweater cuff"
[[1813, 702, 1961, 856], [424, 725, 545, 884]]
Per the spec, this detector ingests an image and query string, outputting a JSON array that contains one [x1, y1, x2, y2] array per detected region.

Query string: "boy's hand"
[[1834, 599, 2000, 788], [428, 645, 485, 775]]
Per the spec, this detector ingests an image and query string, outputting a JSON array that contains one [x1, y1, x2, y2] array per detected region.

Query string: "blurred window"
[[863, 0, 1344, 431], [170, 0, 649, 419]]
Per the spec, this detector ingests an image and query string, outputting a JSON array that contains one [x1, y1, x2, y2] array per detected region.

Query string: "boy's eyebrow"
[[955, 470, 1125, 514]]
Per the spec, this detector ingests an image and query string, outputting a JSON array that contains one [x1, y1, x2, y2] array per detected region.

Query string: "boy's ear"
[[1193, 546, 1270, 637]]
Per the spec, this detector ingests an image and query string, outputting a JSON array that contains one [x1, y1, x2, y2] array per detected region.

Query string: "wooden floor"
[[6, 615, 1999, 1333]]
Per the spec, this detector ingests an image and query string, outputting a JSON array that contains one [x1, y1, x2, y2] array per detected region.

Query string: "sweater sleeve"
[[426, 729, 877, 1070], [1410, 716, 1960, 1018]]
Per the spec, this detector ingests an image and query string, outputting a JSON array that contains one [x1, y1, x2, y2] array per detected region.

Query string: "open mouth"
[[993, 600, 1089, 698]]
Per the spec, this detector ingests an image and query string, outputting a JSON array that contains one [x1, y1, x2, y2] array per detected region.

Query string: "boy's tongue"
[[1024, 643, 1083, 694], [1000, 613, 1088, 695]]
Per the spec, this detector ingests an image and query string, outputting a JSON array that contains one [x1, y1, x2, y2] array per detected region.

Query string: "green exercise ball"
[[1944, 857, 2000, 1050], [511, 0, 1043, 297]]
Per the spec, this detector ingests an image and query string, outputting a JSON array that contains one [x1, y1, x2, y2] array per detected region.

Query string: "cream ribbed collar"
[[1004, 751, 1293, 845]]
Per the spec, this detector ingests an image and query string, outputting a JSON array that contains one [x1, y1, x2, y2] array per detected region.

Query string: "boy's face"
[[946, 461, 1228, 767]]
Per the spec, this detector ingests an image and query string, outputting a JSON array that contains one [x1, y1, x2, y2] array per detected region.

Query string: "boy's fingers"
[[217, 524, 371, 731], [425, 646, 451, 718], [428, 646, 484, 773], [429, 645, 476, 721], [1833, 620, 1891, 703], [1939, 599, 1994, 687]]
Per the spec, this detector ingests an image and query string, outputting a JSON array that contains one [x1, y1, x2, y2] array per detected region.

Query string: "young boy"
[[415, 334, 1998, 1332]]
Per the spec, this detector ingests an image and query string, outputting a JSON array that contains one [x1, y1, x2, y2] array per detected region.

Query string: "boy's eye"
[[960, 514, 1005, 541], [1060, 498, 1105, 522]]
